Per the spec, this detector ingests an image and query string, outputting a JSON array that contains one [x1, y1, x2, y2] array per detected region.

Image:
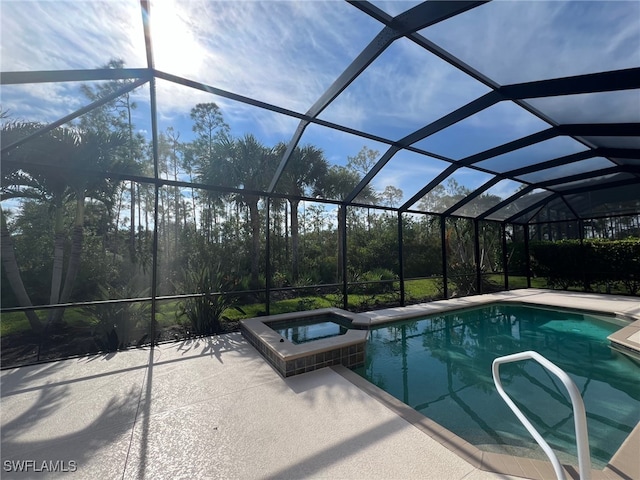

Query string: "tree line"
[[3, 60, 638, 341]]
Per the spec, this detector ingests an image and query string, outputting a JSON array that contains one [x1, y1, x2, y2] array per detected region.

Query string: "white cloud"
[[414, 100, 551, 159], [3, 0, 634, 207], [1, 1, 148, 123], [318, 37, 491, 138], [370, 152, 452, 200], [153, 78, 299, 143], [159, 0, 382, 113], [477, 136, 589, 173], [422, 1, 640, 84], [1, 0, 146, 71], [1, 0, 379, 135], [464, 101, 547, 134], [484, 179, 523, 202], [2, 83, 87, 123], [224, 103, 300, 141]]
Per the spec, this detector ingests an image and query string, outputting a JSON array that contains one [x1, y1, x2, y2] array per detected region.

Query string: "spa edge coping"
[[240, 307, 369, 362]]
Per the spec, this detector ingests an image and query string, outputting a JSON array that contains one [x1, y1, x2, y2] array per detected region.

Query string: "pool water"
[[271, 315, 350, 344], [353, 304, 640, 468]]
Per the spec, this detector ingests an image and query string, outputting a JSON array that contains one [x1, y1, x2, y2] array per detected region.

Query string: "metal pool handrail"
[[492, 351, 591, 480]]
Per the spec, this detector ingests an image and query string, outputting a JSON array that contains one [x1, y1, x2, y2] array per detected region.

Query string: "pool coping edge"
[[332, 364, 638, 480]]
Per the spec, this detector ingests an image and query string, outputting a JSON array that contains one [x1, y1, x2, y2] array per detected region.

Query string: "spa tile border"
[[240, 308, 369, 377]]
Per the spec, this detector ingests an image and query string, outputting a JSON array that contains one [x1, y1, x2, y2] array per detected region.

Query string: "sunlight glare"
[[150, 0, 204, 76]]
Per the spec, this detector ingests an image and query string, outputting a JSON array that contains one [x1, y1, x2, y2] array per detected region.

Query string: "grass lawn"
[[0, 311, 35, 336], [1, 275, 605, 341], [0, 278, 458, 338]]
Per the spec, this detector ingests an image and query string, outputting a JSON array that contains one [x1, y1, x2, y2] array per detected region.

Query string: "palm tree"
[[1, 122, 128, 327], [1, 124, 44, 332], [200, 134, 277, 289], [80, 59, 143, 264], [321, 164, 377, 281], [54, 129, 129, 320], [189, 102, 229, 240], [2, 121, 58, 333], [0, 209, 40, 331], [274, 143, 328, 282]]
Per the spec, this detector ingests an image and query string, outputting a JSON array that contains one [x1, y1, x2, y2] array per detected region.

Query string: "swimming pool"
[[353, 303, 640, 469]]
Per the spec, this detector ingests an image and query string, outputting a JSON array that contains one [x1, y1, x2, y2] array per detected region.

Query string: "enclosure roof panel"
[[148, 0, 384, 114], [414, 101, 550, 160], [1, 0, 639, 225], [420, 1, 640, 84], [317, 37, 491, 140]]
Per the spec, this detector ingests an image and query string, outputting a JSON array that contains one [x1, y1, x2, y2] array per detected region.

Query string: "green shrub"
[[85, 281, 150, 352], [349, 268, 397, 295], [530, 239, 640, 295], [176, 266, 244, 336], [448, 262, 477, 296]]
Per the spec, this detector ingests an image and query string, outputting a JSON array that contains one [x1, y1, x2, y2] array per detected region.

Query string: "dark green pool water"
[[353, 304, 640, 468], [272, 315, 349, 344]]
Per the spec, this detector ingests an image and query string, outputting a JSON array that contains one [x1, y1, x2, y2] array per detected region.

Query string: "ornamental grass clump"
[[177, 265, 244, 336]]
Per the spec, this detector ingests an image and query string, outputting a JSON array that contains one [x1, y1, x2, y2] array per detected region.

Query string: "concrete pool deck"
[[1, 335, 523, 480], [1, 289, 638, 479]]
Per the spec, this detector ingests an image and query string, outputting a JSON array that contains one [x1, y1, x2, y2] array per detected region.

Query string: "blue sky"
[[1, 0, 639, 210]]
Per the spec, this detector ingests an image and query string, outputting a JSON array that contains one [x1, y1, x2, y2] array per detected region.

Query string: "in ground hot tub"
[[270, 314, 352, 344], [240, 308, 369, 377]]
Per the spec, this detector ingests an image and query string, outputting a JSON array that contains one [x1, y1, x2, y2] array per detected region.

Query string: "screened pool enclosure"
[[1, 0, 639, 366]]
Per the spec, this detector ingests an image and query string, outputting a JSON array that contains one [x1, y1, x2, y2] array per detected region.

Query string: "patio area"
[[2, 332, 523, 480], [2, 290, 639, 480], [2, 1, 639, 478]]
